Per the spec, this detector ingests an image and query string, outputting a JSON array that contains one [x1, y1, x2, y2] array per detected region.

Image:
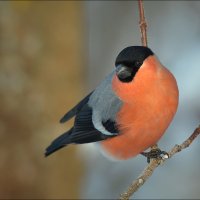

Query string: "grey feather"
[[88, 71, 122, 135]]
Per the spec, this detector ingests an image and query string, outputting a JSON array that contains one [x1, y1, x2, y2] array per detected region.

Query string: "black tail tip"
[[59, 118, 65, 123], [44, 144, 65, 158], [44, 146, 56, 157], [44, 149, 53, 157], [44, 151, 51, 157], [44, 129, 72, 157]]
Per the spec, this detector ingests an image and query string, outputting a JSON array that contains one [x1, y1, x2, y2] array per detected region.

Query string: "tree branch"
[[120, 125, 200, 200], [138, 0, 148, 47], [119, 2, 200, 199]]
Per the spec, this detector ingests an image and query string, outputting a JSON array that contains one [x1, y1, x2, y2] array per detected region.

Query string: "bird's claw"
[[141, 148, 169, 163]]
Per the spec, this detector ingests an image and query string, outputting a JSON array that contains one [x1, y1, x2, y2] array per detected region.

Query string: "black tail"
[[45, 128, 73, 157]]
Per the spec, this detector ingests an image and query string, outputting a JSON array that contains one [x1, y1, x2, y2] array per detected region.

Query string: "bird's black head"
[[115, 46, 154, 82]]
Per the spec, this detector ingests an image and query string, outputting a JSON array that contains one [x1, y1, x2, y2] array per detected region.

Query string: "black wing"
[[70, 104, 118, 144], [60, 91, 93, 123], [45, 104, 119, 157]]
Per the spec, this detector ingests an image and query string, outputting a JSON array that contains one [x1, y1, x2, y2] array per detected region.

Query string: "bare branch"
[[120, 125, 200, 200], [138, 0, 148, 47], [119, 2, 200, 200]]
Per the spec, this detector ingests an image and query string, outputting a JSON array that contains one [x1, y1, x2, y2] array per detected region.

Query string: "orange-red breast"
[[45, 46, 179, 160]]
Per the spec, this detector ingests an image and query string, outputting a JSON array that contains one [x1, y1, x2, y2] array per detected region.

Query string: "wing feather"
[[59, 92, 93, 123], [70, 104, 117, 144]]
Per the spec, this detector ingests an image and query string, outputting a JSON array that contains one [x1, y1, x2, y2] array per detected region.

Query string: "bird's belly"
[[100, 102, 176, 160]]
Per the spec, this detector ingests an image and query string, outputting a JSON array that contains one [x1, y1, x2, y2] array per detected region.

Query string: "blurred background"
[[0, 1, 200, 199]]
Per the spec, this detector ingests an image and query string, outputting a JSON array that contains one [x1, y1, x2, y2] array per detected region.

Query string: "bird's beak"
[[116, 64, 132, 81]]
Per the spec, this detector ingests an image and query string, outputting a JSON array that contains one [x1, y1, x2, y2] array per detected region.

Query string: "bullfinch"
[[45, 46, 179, 160]]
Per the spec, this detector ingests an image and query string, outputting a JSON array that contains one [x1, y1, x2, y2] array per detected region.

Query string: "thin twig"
[[120, 125, 200, 200], [120, 2, 200, 199], [138, 0, 148, 47]]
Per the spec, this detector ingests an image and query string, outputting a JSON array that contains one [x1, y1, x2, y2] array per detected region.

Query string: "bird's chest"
[[100, 94, 175, 160], [117, 87, 175, 140]]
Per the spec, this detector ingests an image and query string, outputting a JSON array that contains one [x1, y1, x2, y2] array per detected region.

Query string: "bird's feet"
[[141, 145, 169, 163]]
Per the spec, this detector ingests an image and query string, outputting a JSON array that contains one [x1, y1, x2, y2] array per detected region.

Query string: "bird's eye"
[[135, 61, 142, 68]]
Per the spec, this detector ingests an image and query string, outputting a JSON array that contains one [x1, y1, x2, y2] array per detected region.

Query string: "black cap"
[[115, 46, 154, 67]]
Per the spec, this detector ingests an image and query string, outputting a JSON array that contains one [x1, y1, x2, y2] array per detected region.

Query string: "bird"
[[45, 46, 179, 160]]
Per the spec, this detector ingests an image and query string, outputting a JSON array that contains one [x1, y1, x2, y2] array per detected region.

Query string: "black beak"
[[116, 64, 133, 82]]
